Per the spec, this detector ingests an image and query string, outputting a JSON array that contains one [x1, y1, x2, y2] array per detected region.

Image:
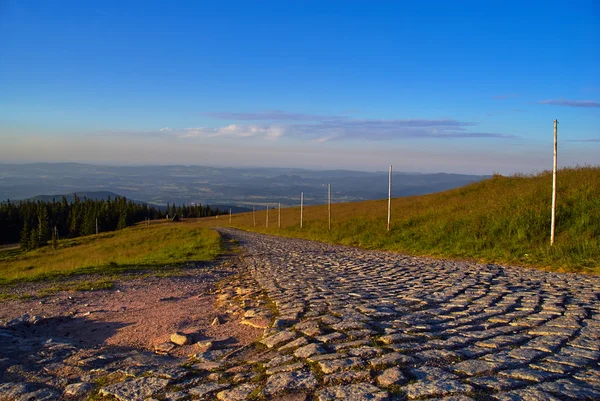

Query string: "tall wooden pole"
[[278, 202, 281, 229], [387, 165, 392, 232], [266, 205, 269, 228], [96, 218, 98, 235], [328, 184, 331, 231], [300, 192, 304, 228], [253, 205, 256, 227], [551, 120, 558, 246], [229, 208, 232, 225]]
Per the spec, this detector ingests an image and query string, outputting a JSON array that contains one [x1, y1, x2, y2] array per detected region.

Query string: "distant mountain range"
[[0, 163, 489, 207]]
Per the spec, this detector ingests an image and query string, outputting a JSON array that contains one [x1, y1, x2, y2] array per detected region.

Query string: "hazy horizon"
[[1, 1, 598, 175]]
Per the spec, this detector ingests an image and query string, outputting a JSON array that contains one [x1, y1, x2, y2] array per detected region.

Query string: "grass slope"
[[204, 167, 599, 274], [0, 221, 222, 284]]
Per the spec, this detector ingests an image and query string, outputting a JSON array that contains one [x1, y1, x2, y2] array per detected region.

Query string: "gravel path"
[[1, 229, 599, 401]]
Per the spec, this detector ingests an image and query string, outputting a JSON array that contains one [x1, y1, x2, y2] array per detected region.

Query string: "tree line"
[[0, 194, 223, 248]]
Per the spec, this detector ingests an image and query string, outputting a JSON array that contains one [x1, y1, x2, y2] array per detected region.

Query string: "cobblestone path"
[[1, 229, 599, 401], [220, 229, 600, 401]]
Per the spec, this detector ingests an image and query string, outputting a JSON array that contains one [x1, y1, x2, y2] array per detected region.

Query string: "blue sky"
[[0, 0, 598, 174]]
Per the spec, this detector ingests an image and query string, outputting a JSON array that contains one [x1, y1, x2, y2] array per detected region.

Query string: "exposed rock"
[[170, 332, 191, 346]]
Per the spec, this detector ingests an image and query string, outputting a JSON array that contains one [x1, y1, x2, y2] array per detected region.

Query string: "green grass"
[[0, 221, 223, 284], [202, 166, 599, 274]]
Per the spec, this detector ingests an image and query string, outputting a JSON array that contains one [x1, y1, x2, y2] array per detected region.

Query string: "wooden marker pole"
[[229, 208, 232, 225], [278, 202, 281, 229], [253, 205, 256, 227], [328, 184, 331, 230], [300, 192, 304, 228], [551, 120, 558, 246], [266, 206, 269, 228], [387, 165, 392, 232], [96, 218, 98, 235]]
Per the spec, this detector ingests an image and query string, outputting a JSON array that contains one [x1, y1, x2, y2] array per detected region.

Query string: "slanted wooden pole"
[[253, 205, 256, 227], [229, 208, 232, 225], [278, 202, 281, 229], [387, 165, 392, 232], [266, 205, 269, 228], [551, 120, 558, 246], [328, 184, 331, 230], [300, 192, 304, 228]]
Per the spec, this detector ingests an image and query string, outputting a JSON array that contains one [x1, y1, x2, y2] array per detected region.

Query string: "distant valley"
[[0, 163, 489, 207]]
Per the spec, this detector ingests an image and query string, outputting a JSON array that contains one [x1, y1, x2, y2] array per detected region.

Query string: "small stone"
[[377, 366, 407, 386], [154, 342, 176, 354], [170, 332, 191, 346], [212, 316, 223, 326]]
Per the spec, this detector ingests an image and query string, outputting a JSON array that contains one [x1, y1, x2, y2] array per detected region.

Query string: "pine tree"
[[28, 228, 38, 250], [37, 205, 49, 246], [20, 221, 30, 250]]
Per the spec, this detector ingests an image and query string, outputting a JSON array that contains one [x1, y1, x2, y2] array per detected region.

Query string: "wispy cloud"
[[566, 138, 600, 143], [538, 99, 600, 108], [106, 111, 517, 143], [180, 124, 283, 140]]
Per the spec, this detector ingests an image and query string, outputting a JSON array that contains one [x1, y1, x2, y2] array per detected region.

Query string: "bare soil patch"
[[0, 263, 263, 358]]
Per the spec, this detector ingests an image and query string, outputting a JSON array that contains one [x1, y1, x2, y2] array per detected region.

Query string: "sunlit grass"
[[200, 167, 599, 274], [0, 221, 222, 284]]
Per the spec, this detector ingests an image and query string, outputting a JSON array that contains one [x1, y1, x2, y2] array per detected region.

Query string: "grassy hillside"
[[0, 221, 222, 284], [204, 167, 599, 274]]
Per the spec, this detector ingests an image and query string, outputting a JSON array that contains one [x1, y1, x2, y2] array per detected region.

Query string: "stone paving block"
[[263, 370, 318, 396], [294, 343, 326, 358], [370, 352, 415, 368], [99, 377, 169, 401], [261, 331, 298, 349], [492, 388, 562, 401], [377, 366, 407, 386], [452, 359, 502, 376], [323, 370, 371, 385], [535, 378, 600, 400], [188, 383, 230, 398], [317, 383, 388, 401], [403, 379, 474, 400], [499, 368, 561, 382], [318, 357, 364, 374], [278, 336, 309, 352], [216, 383, 258, 401]]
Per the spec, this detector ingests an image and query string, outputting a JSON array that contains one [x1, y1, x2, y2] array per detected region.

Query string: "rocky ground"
[[1, 228, 599, 400]]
